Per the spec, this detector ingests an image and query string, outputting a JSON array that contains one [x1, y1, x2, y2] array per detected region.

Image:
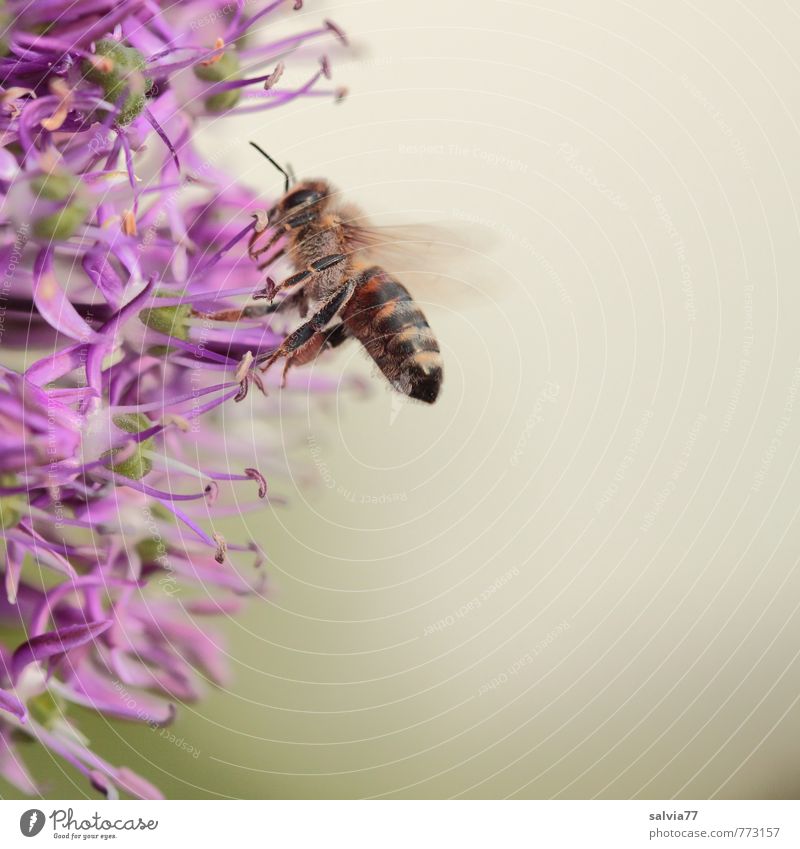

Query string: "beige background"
[[17, 0, 800, 798]]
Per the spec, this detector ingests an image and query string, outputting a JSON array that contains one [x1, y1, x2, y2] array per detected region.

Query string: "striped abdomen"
[[342, 267, 443, 403]]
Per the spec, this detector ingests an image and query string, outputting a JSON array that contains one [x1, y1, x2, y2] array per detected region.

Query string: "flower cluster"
[[0, 0, 346, 798]]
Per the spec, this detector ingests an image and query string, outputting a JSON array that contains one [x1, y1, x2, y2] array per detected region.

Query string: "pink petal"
[[11, 619, 112, 682], [32, 248, 103, 343], [0, 732, 37, 795], [3, 541, 23, 604], [0, 687, 26, 722], [114, 767, 164, 800]]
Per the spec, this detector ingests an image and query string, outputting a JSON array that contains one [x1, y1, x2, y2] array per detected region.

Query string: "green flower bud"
[[102, 413, 154, 480], [0, 474, 23, 531], [204, 89, 241, 114], [147, 345, 177, 357], [138, 304, 192, 340], [194, 51, 241, 114], [114, 413, 153, 434], [32, 203, 89, 241], [83, 38, 153, 126], [0, 12, 10, 57], [31, 172, 78, 201], [136, 536, 167, 565]]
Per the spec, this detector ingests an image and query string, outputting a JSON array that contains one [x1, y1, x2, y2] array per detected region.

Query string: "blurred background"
[[10, 0, 800, 798]]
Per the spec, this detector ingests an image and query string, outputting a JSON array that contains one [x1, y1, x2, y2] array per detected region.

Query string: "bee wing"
[[339, 211, 497, 302]]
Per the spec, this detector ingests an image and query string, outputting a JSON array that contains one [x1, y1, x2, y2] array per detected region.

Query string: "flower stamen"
[[235, 350, 255, 384], [40, 79, 73, 132], [213, 533, 227, 564], [245, 468, 268, 499]]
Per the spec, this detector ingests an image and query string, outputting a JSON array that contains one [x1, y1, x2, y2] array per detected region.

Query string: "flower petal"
[[0, 687, 26, 722], [58, 664, 176, 726], [114, 767, 164, 800], [11, 620, 112, 683], [32, 248, 103, 343], [3, 541, 23, 605], [0, 731, 37, 795]]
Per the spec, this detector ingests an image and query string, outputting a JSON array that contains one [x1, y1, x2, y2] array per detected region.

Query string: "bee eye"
[[284, 189, 321, 209]]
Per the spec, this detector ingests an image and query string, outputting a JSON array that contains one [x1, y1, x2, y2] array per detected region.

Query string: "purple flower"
[[0, 0, 348, 798], [0, 369, 82, 476]]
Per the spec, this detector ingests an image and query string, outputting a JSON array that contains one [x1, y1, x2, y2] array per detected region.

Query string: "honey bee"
[[207, 143, 445, 403]]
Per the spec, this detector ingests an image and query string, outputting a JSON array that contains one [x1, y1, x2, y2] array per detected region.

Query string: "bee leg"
[[323, 322, 350, 349], [278, 331, 328, 388], [193, 287, 309, 323], [250, 228, 283, 260], [278, 323, 351, 387], [269, 253, 348, 300], [249, 209, 317, 260], [258, 280, 355, 377], [256, 246, 285, 271], [265, 287, 310, 317], [193, 303, 274, 322]]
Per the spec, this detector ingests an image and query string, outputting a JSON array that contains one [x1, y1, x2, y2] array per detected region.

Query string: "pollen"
[[122, 209, 137, 236], [162, 413, 190, 432], [86, 54, 115, 74], [199, 38, 226, 67], [40, 78, 72, 131]]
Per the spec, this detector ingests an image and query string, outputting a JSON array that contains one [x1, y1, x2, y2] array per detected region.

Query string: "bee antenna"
[[249, 141, 292, 193]]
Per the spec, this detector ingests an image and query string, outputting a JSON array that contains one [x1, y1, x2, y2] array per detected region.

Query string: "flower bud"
[[83, 38, 153, 126], [102, 413, 154, 480], [138, 304, 192, 340], [194, 51, 242, 113], [32, 203, 89, 241], [0, 474, 23, 530]]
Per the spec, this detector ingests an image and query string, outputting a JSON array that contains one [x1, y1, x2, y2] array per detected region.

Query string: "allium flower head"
[[0, 0, 347, 798]]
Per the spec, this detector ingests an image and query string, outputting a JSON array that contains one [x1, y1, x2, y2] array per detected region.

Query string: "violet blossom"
[[0, 0, 348, 798]]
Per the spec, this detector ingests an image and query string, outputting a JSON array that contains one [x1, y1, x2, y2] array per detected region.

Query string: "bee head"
[[248, 143, 331, 222], [279, 180, 330, 215]]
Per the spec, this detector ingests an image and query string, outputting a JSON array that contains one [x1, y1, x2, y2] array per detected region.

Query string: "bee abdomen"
[[343, 268, 443, 403]]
